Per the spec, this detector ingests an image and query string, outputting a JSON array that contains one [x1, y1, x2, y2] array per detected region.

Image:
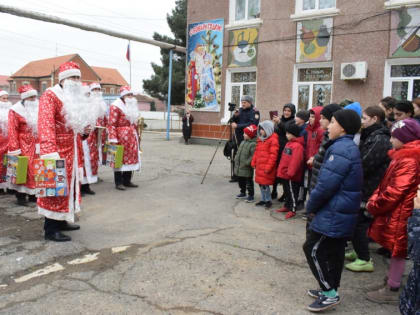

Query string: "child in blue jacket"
[[302, 109, 363, 312]]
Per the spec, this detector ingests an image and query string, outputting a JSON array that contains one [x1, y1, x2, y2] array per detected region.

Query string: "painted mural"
[[390, 8, 420, 58], [228, 27, 259, 67], [186, 19, 224, 112], [296, 18, 333, 63]]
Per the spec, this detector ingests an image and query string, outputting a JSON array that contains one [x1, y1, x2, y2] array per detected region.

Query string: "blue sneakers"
[[236, 193, 247, 199], [307, 294, 340, 312], [246, 196, 255, 203]]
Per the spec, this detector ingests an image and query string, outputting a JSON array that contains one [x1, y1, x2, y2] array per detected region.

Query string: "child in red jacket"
[[251, 120, 279, 209], [276, 123, 305, 219]]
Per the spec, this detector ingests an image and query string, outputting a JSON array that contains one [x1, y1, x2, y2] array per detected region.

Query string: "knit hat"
[[286, 123, 301, 137], [244, 124, 257, 139], [391, 118, 420, 144], [321, 103, 342, 121], [241, 95, 254, 105], [333, 109, 362, 135], [344, 102, 363, 117], [296, 110, 310, 122]]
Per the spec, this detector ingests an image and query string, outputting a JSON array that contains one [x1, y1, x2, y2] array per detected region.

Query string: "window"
[[384, 0, 420, 10], [234, 0, 260, 21], [10, 81, 16, 93], [41, 81, 47, 93], [292, 0, 339, 21], [110, 87, 115, 95], [384, 60, 420, 101], [293, 65, 333, 110], [223, 68, 257, 122]]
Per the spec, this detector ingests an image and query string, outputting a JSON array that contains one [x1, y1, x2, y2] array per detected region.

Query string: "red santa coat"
[[0, 124, 7, 189], [7, 102, 39, 194], [82, 117, 107, 184], [107, 99, 140, 171], [37, 84, 84, 223], [368, 140, 420, 258]]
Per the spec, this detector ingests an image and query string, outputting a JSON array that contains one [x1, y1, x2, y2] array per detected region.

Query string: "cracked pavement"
[[0, 132, 399, 314]]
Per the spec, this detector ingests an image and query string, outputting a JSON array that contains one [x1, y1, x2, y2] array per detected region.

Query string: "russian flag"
[[126, 41, 130, 61]]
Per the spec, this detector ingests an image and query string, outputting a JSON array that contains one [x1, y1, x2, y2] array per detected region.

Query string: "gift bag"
[[5, 155, 28, 185], [33, 159, 67, 197], [106, 144, 124, 169]]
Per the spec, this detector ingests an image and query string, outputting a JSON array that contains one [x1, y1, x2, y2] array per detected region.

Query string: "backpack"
[[223, 140, 237, 160]]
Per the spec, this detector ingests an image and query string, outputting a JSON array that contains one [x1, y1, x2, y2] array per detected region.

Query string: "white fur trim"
[[9, 183, 36, 195], [90, 83, 101, 91], [82, 139, 98, 184], [21, 90, 37, 100], [0, 90, 8, 97], [40, 152, 60, 159], [112, 98, 126, 113], [49, 84, 64, 103], [10, 101, 26, 119], [108, 138, 118, 143], [120, 90, 132, 98], [35, 143, 40, 154], [38, 205, 75, 222], [58, 68, 81, 82], [7, 149, 21, 155]]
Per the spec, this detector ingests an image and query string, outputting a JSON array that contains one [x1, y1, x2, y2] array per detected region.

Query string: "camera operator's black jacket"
[[231, 106, 260, 144]]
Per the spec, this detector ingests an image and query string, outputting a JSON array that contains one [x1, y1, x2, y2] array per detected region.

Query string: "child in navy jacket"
[[302, 109, 362, 312], [276, 123, 304, 219]]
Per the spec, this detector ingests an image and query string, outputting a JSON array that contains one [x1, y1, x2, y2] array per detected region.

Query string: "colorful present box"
[[33, 159, 67, 197], [1, 154, 8, 182], [5, 155, 28, 185], [106, 144, 124, 169]]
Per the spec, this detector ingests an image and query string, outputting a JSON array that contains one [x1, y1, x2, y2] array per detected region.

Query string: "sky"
[[0, 0, 177, 94]]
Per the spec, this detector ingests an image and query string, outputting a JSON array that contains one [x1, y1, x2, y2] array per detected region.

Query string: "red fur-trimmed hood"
[[389, 140, 420, 160]]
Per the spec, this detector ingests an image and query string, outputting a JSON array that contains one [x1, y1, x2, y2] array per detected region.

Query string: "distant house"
[[9, 54, 128, 96], [135, 94, 166, 111], [0, 75, 9, 93]]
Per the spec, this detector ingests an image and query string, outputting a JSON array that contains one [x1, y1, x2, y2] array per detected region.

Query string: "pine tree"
[[143, 0, 186, 105]]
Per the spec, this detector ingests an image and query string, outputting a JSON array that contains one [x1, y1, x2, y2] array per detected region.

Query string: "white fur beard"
[[0, 102, 11, 135], [90, 96, 108, 121], [62, 87, 98, 134], [25, 103, 39, 135], [124, 101, 140, 124]]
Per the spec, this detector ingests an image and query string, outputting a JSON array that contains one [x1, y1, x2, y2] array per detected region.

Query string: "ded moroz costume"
[[0, 90, 11, 191]]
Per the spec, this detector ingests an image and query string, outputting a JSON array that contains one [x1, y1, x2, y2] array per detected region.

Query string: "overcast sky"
[[0, 0, 176, 94]]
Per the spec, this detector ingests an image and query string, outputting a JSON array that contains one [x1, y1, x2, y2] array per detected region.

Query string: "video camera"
[[228, 102, 236, 112]]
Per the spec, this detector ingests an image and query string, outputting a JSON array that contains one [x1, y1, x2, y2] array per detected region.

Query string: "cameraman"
[[231, 95, 260, 145]]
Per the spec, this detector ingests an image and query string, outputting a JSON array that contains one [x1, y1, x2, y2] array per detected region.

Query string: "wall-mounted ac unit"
[[341, 62, 368, 80]]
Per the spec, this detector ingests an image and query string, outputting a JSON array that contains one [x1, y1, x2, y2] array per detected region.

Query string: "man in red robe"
[[7, 85, 39, 205], [38, 61, 93, 242], [108, 86, 140, 190], [0, 90, 10, 192], [80, 82, 108, 195]]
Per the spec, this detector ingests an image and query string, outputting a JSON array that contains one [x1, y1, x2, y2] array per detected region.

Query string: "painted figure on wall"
[[390, 8, 420, 57], [297, 18, 332, 63]]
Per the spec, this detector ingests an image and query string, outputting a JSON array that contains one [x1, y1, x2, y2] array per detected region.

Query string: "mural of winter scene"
[[390, 8, 420, 57], [186, 19, 224, 112], [228, 27, 259, 68], [296, 18, 333, 63]]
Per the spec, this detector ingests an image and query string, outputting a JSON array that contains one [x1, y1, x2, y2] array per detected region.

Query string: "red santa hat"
[[90, 82, 101, 91], [58, 61, 81, 82], [120, 85, 133, 97], [0, 90, 8, 97], [18, 84, 37, 100]]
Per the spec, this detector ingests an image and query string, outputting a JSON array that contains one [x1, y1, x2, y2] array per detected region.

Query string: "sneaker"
[[345, 258, 374, 272], [275, 206, 289, 213], [265, 201, 272, 209], [366, 285, 399, 305], [285, 211, 296, 219], [236, 193, 247, 199], [307, 294, 340, 312], [255, 201, 266, 206], [301, 214, 308, 221], [345, 250, 357, 261], [307, 289, 323, 299], [246, 196, 255, 203]]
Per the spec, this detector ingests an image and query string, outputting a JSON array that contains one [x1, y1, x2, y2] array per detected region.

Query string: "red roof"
[[0, 75, 9, 86], [91, 66, 128, 86], [11, 54, 77, 78]]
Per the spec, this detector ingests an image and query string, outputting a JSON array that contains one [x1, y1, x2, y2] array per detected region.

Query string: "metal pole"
[[129, 40, 132, 87], [0, 5, 186, 54], [166, 49, 173, 141]]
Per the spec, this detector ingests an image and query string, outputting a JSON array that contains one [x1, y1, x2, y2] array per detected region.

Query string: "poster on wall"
[[186, 18, 224, 112], [390, 8, 420, 57], [228, 27, 259, 67], [296, 18, 333, 63]]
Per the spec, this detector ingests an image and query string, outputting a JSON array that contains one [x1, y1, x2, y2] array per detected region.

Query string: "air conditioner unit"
[[341, 62, 368, 80]]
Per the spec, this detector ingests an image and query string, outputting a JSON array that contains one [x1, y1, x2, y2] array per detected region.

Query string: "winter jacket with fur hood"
[[368, 140, 420, 258], [251, 121, 279, 185]]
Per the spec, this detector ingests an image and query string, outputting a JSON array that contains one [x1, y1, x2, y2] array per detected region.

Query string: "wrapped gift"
[[106, 144, 124, 169], [5, 155, 28, 185], [1, 155, 7, 182], [33, 159, 67, 197]]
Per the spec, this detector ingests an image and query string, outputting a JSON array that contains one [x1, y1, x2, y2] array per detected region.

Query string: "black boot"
[[81, 184, 95, 195], [16, 192, 28, 206], [123, 171, 138, 188], [114, 171, 125, 190], [28, 194, 37, 203], [45, 232, 71, 242]]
